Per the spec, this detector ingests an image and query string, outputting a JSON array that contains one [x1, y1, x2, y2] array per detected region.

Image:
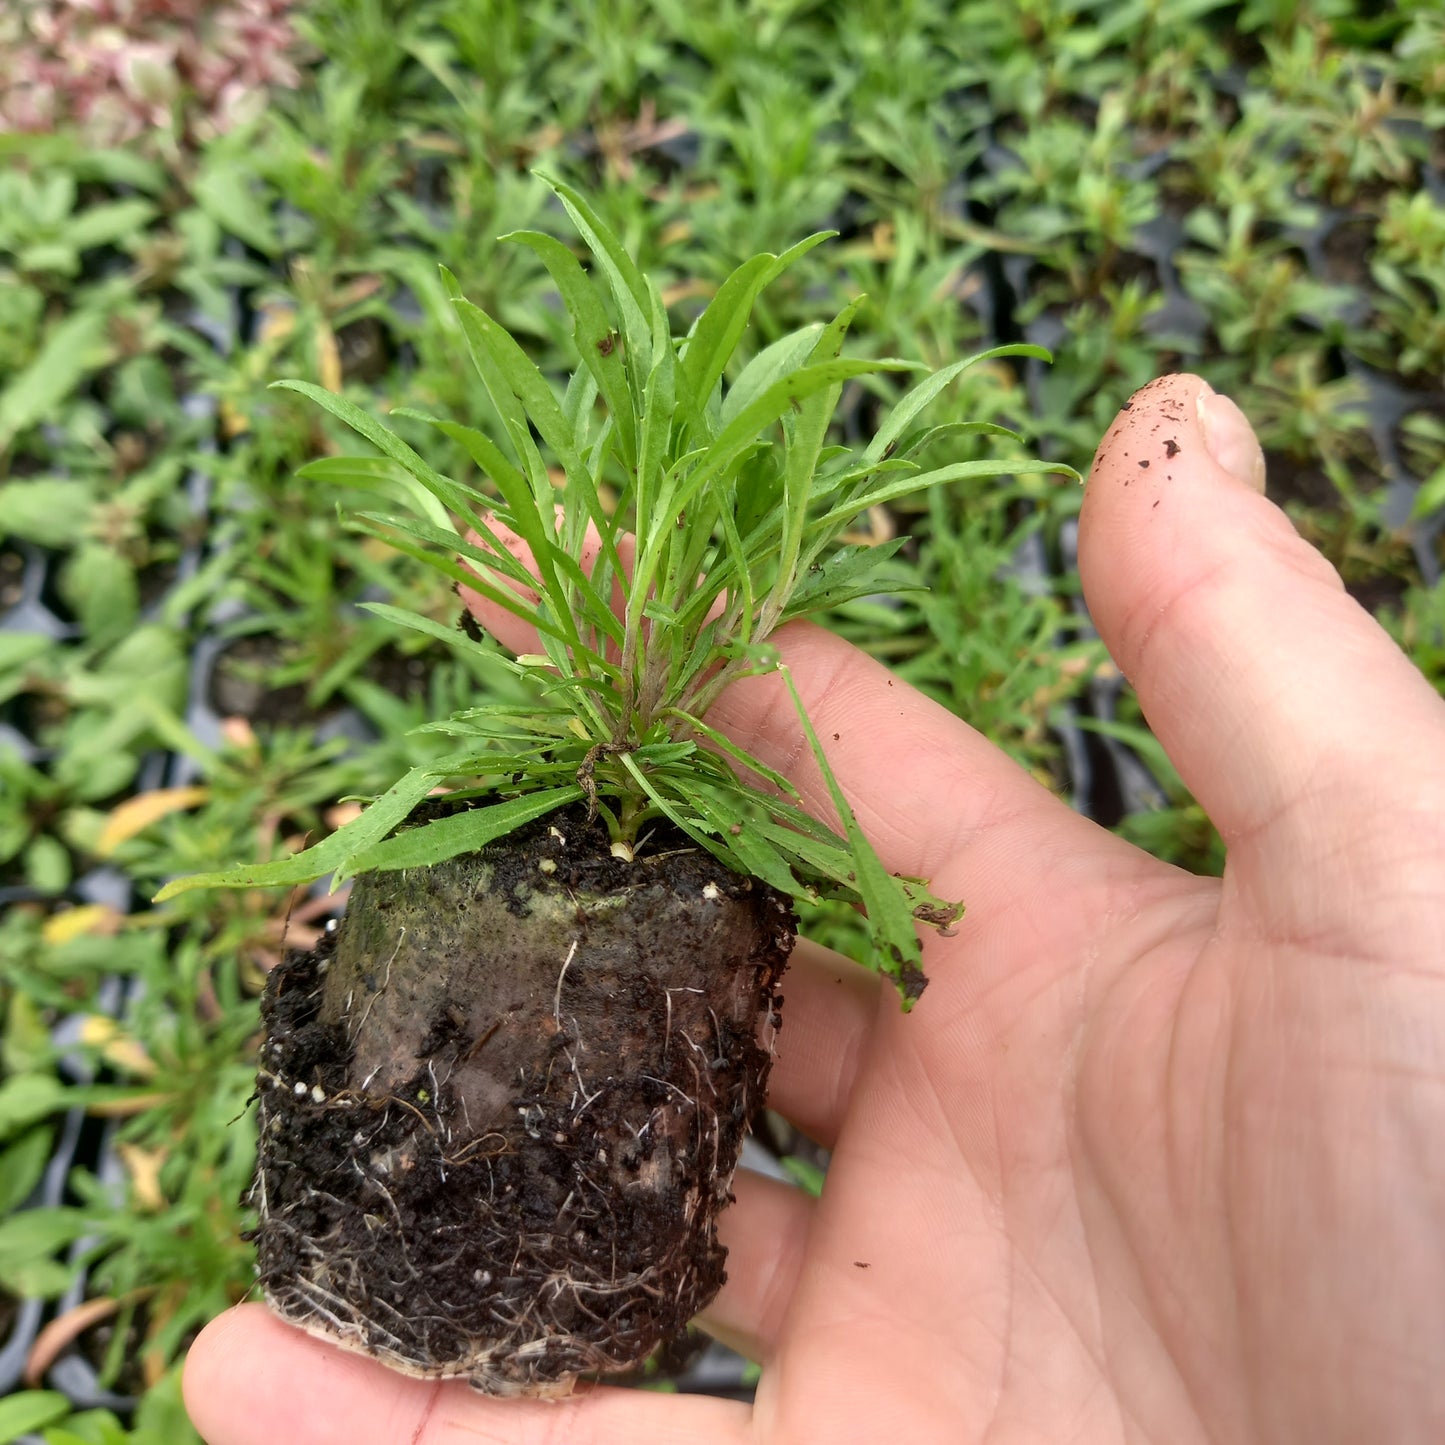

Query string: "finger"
[[700, 1168, 814, 1362], [184, 1304, 750, 1445], [1078, 373, 1445, 938], [766, 936, 879, 1147]]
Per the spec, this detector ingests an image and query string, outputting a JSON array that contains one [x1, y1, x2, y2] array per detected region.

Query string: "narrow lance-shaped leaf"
[[779, 666, 950, 1006], [778, 538, 922, 623], [660, 707, 802, 800], [718, 323, 823, 429], [650, 356, 920, 600], [345, 516, 578, 657], [345, 787, 584, 876], [271, 380, 475, 520], [438, 265, 551, 495], [762, 296, 864, 635], [641, 763, 804, 898], [450, 295, 626, 594], [680, 230, 835, 419], [864, 343, 1053, 464], [810, 458, 1080, 535], [502, 228, 638, 472], [539, 173, 653, 383], [153, 762, 452, 899], [389, 407, 576, 639]]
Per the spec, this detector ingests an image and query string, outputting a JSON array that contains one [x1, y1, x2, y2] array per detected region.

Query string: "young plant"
[[157, 177, 1072, 1396]]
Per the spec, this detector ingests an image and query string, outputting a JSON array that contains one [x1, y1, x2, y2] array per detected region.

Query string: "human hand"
[[185, 373, 1445, 1444]]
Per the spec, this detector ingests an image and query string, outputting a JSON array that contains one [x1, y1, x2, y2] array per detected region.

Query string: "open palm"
[[186, 375, 1445, 1444]]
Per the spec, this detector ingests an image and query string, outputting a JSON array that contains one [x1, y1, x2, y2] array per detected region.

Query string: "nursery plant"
[[155, 177, 1069, 1396]]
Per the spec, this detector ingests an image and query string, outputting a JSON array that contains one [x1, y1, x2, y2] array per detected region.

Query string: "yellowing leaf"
[[257, 300, 296, 345], [97, 787, 208, 855], [317, 323, 343, 393], [78, 1017, 157, 1079], [118, 1142, 167, 1211], [24, 1293, 151, 1387], [87, 1091, 173, 1117], [41, 904, 121, 945], [219, 399, 251, 437]]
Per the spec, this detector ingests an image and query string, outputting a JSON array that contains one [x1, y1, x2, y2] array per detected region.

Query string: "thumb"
[[1077, 374, 1445, 940]]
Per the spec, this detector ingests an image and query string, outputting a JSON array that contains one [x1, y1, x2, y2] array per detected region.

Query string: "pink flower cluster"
[[0, 0, 306, 146]]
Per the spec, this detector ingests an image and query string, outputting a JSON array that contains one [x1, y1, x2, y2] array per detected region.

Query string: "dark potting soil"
[[208, 635, 315, 727], [73, 1303, 149, 1403], [253, 804, 793, 1397]]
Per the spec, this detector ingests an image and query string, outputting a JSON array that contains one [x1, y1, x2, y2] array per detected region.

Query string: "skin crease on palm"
[[184, 372, 1445, 1445]]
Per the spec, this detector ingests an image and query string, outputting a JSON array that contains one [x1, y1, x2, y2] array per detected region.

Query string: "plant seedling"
[[157, 177, 1073, 1396]]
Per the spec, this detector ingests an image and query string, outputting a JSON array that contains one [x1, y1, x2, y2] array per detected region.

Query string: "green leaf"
[[894, 420, 1024, 460], [1410, 461, 1445, 522], [719, 324, 825, 428], [779, 666, 944, 1005], [437, 266, 546, 490], [0, 631, 53, 675], [0, 1207, 90, 1251], [271, 380, 479, 518], [676, 357, 920, 528], [660, 709, 800, 800], [385, 408, 580, 640], [538, 174, 653, 378], [294, 455, 404, 487], [393, 410, 528, 501], [447, 297, 626, 594], [347, 787, 583, 874], [0, 1123, 54, 1214], [681, 232, 834, 412], [779, 538, 920, 621], [130, 1366, 202, 1445], [295, 454, 454, 530], [351, 514, 595, 665], [864, 344, 1053, 464], [764, 298, 862, 632], [44, 1421, 131, 1445], [0, 1207, 92, 1294], [0, 1253, 75, 1300], [357, 601, 490, 657], [812, 458, 1077, 532], [153, 761, 450, 898], [24, 833, 71, 895], [0, 479, 94, 547], [451, 298, 591, 485], [3, 989, 50, 1075], [0, 1073, 68, 1141], [0, 308, 113, 449], [0, 1392, 71, 1443], [502, 229, 638, 471], [781, 1156, 826, 1198], [192, 161, 277, 255], [60, 545, 138, 646], [65, 199, 156, 254], [677, 782, 805, 898]]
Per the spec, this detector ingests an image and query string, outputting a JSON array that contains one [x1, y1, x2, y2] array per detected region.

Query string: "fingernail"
[[1196, 389, 1267, 493]]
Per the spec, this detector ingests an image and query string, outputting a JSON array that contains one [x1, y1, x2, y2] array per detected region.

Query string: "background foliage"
[[2, 0, 1442, 1435]]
